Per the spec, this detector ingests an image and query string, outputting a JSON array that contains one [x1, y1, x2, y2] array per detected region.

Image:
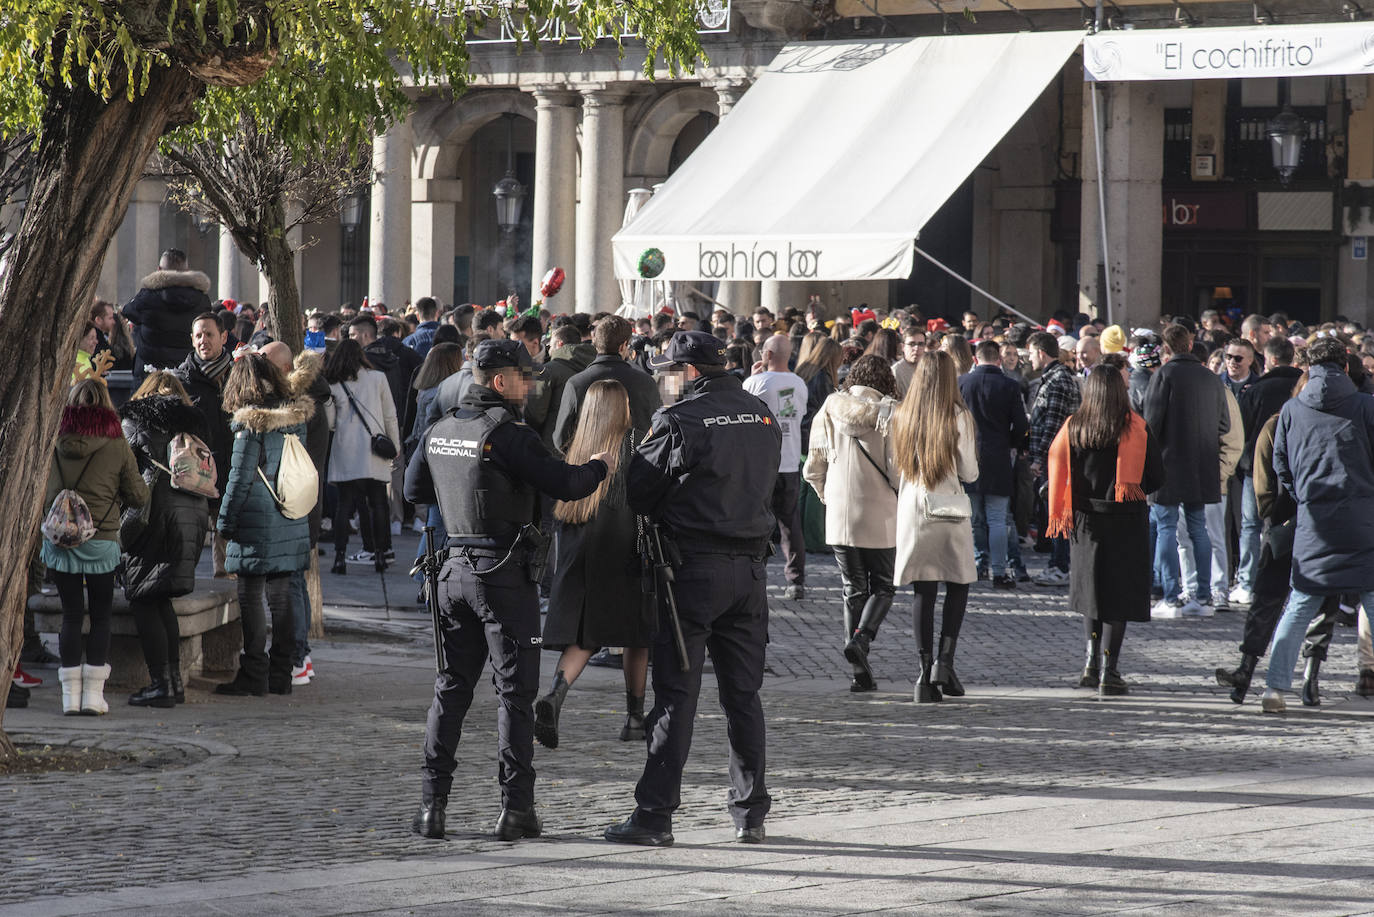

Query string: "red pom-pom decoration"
[[540, 267, 566, 298]]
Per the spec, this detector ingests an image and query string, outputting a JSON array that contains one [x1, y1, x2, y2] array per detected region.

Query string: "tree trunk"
[[258, 200, 305, 353], [0, 67, 201, 755], [306, 549, 325, 640]]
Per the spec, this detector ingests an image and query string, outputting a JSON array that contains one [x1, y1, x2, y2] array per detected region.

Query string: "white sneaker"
[[1033, 568, 1070, 586], [291, 664, 311, 686], [1261, 688, 1286, 714], [1228, 585, 1253, 606], [1181, 598, 1214, 617], [1152, 598, 1186, 619], [412, 518, 427, 533], [348, 550, 376, 564]]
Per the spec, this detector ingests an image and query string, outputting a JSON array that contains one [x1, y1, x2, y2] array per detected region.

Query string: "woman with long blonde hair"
[[892, 350, 980, 703], [536, 380, 655, 749]]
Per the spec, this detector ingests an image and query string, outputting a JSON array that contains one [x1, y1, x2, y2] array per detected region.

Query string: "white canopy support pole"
[[913, 245, 1039, 326], [1090, 80, 1114, 325]]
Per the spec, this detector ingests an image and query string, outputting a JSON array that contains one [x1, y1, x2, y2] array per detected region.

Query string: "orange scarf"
[[1046, 412, 1147, 538]]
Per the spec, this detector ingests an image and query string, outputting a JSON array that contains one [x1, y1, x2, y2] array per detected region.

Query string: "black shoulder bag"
[[341, 380, 399, 460]]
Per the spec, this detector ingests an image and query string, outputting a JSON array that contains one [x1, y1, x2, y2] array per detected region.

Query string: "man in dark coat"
[[553, 316, 662, 453], [525, 324, 584, 451], [1231, 335, 1302, 604], [172, 312, 234, 577], [1261, 337, 1374, 713], [1144, 323, 1231, 616], [122, 249, 212, 380], [959, 340, 1029, 588]]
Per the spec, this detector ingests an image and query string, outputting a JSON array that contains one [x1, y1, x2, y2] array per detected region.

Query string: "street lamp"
[[339, 188, 365, 232], [492, 113, 525, 233], [1267, 105, 1305, 185]]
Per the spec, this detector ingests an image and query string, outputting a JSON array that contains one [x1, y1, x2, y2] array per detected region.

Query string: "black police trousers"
[[422, 553, 541, 810], [632, 551, 772, 832]]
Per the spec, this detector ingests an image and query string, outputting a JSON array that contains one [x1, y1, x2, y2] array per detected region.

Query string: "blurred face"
[[1224, 344, 1254, 380], [902, 333, 927, 364], [93, 304, 115, 334], [192, 318, 227, 361], [491, 368, 532, 405], [79, 326, 98, 354]]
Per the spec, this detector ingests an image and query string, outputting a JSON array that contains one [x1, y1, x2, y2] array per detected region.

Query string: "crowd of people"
[[12, 247, 1374, 733]]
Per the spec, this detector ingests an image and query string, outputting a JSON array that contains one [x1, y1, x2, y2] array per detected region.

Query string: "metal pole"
[[912, 245, 1039, 325], [1091, 81, 1114, 326]]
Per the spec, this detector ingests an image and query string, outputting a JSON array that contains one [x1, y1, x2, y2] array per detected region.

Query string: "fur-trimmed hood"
[[230, 395, 315, 433], [119, 395, 207, 438], [288, 350, 327, 401], [139, 269, 212, 294], [59, 404, 123, 439], [827, 386, 896, 437]]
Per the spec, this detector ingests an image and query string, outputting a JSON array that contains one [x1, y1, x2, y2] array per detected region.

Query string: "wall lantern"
[[492, 113, 525, 233]]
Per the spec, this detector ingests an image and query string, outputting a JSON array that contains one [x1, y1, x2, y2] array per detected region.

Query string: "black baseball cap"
[[473, 338, 534, 373], [648, 330, 726, 370]]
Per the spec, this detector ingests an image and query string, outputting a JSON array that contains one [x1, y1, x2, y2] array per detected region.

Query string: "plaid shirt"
[[1029, 361, 1080, 466]]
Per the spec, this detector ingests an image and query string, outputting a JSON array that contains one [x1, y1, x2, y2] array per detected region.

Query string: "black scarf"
[[191, 348, 233, 384]]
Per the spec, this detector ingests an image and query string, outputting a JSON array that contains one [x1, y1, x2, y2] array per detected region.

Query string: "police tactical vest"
[[426, 405, 536, 546]]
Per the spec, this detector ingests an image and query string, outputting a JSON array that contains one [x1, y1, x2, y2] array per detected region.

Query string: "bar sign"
[[1355, 236, 1368, 261]]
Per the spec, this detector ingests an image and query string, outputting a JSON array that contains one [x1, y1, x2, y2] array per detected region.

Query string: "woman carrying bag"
[[1046, 365, 1163, 697], [325, 339, 400, 573], [118, 372, 210, 708], [44, 379, 149, 715], [892, 351, 980, 703]]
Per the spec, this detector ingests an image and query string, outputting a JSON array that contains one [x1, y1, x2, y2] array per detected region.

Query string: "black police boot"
[[1228, 654, 1260, 705], [168, 663, 185, 704], [620, 693, 646, 742], [604, 815, 673, 847], [915, 653, 942, 703], [128, 666, 176, 708], [495, 806, 542, 841], [1080, 632, 1102, 689], [931, 635, 965, 697], [1215, 656, 1241, 687], [331, 553, 347, 575], [534, 670, 570, 750], [6, 683, 29, 708], [412, 796, 447, 839], [1100, 650, 1129, 696], [1301, 656, 1322, 707]]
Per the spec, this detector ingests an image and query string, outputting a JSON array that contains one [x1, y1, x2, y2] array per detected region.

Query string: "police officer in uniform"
[[603, 331, 782, 847], [405, 339, 611, 841]]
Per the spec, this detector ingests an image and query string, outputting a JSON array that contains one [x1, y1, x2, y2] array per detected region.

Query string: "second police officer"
[[404, 339, 612, 841], [603, 330, 782, 847]]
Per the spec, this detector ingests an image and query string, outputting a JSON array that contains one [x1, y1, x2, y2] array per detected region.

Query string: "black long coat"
[[1067, 424, 1165, 623], [1143, 353, 1229, 505], [543, 434, 656, 650], [118, 396, 210, 601]]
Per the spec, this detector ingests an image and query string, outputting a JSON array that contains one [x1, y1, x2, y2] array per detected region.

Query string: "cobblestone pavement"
[[4, 548, 1374, 915]]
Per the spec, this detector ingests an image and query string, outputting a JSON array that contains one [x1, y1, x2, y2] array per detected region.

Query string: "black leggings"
[[334, 479, 390, 556], [912, 581, 969, 654], [1084, 616, 1127, 657], [53, 571, 116, 667], [132, 597, 180, 674]]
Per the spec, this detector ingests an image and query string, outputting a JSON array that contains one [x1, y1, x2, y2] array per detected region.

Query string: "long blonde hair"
[[131, 370, 193, 405], [893, 350, 967, 490], [554, 380, 630, 524]]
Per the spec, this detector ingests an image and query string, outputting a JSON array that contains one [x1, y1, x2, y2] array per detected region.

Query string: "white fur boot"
[[80, 663, 111, 716], [58, 666, 83, 716]]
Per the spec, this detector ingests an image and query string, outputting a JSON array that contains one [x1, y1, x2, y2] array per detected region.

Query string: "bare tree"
[[0, 133, 36, 268], [164, 114, 368, 352]]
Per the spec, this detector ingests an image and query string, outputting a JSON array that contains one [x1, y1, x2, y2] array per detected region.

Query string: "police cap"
[[473, 338, 534, 373], [648, 330, 726, 370]]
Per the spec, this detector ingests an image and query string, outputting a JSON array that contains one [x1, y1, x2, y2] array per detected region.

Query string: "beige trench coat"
[[895, 409, 980, 586]]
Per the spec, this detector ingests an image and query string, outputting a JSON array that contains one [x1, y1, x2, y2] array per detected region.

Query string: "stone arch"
[[625, 85, 720, 181], [411, 89, 537, 179]]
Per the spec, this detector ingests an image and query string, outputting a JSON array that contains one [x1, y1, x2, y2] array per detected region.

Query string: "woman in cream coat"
[[893, 350, 979, 703]]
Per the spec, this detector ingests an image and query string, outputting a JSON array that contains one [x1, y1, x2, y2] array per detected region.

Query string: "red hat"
[[851, 307, 878, 325], [926, 318, 950, 333]]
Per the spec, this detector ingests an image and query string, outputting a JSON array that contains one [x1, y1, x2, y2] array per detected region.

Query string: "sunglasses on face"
[[1224, 354, 1246, 362]]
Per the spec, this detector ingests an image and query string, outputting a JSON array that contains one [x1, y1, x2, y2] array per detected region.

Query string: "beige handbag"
[[922, 491, 972, 522]]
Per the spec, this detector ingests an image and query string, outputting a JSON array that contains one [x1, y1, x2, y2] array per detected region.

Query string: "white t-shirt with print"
[[744, 370, 808, 473]]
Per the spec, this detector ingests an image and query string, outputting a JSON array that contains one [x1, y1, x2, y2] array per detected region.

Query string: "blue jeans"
[[1266, 587, 1374, 690], [1236, 476, 1262, 591], [971, 493, 1010, 575], [1007, 522, 1024, 572], [289, 569, 311, 667], [1151, 503, 1211, 602]]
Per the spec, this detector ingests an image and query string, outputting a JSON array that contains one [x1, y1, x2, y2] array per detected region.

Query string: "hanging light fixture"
[[492, 113, 525, 233], [1267, 81, 1305, 185], [339, 188, 365, 231]]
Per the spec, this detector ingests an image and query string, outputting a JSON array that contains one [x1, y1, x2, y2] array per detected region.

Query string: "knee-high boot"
[[534, 670, 570, 750], [1080, 630, 1102, 689], [844, 593, 893, 686], [931, 635, 964, 697]]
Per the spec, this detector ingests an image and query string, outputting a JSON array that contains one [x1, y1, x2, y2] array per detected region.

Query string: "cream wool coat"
[[325, 369, 400, 483], [895, 408, 980, 586], [803, 386, 899, 549]]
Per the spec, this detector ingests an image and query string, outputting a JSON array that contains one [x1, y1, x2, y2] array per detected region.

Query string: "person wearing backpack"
[[324, 339, 400, 573], [43, 379, 149, 715], [118, 372, 211, 708], [214, 353, 316, 696]]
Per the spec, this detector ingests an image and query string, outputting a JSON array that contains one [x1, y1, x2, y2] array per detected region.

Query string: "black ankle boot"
[[620, 693, 645, 742], [931, 636, 964, 697], [1228, 653, 1259, 705], [1080, 632, 1102, 689], [915, 652, 942, 703], [1100, 651, 1128, 696], [534, 670, 571, 749], [843, 629, 873, 682], [1301, 656, 1322, 707], [168, 664, 185, 704], [331, 554, 347, 575], [129, 666, 176, 708], [412, 796, 447, 839]]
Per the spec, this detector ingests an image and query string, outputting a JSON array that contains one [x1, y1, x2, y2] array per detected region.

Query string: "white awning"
[[613, 31, 1085, 283], [1085, 22, 1374, 82]]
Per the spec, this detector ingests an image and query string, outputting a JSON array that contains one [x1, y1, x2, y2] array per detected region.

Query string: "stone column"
[[369, 120, 413, 309], [706, 79, 759, 316], [129, 179, 166, 289], [217, 226, 256, 302], [412, 179, 463, 309], [1079, 81, 1163, 330], [576, 86, 627, 315], [96, 231, 119, 303], [530, 86, 579, 312]]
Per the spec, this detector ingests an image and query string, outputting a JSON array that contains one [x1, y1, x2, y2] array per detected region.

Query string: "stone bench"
[[28, 580, 241, 690]]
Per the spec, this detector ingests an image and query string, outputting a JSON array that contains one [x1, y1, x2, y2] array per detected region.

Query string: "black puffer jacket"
[[121, 269, 212, 376], [118, 396, 210, 601]]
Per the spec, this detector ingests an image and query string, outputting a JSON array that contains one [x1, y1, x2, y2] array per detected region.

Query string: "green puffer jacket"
[[44, 405, 148, 542], [217, 393, 315, 575]]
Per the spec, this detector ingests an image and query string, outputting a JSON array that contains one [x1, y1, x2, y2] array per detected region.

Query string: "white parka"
[[803, 386, 899, 549]]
